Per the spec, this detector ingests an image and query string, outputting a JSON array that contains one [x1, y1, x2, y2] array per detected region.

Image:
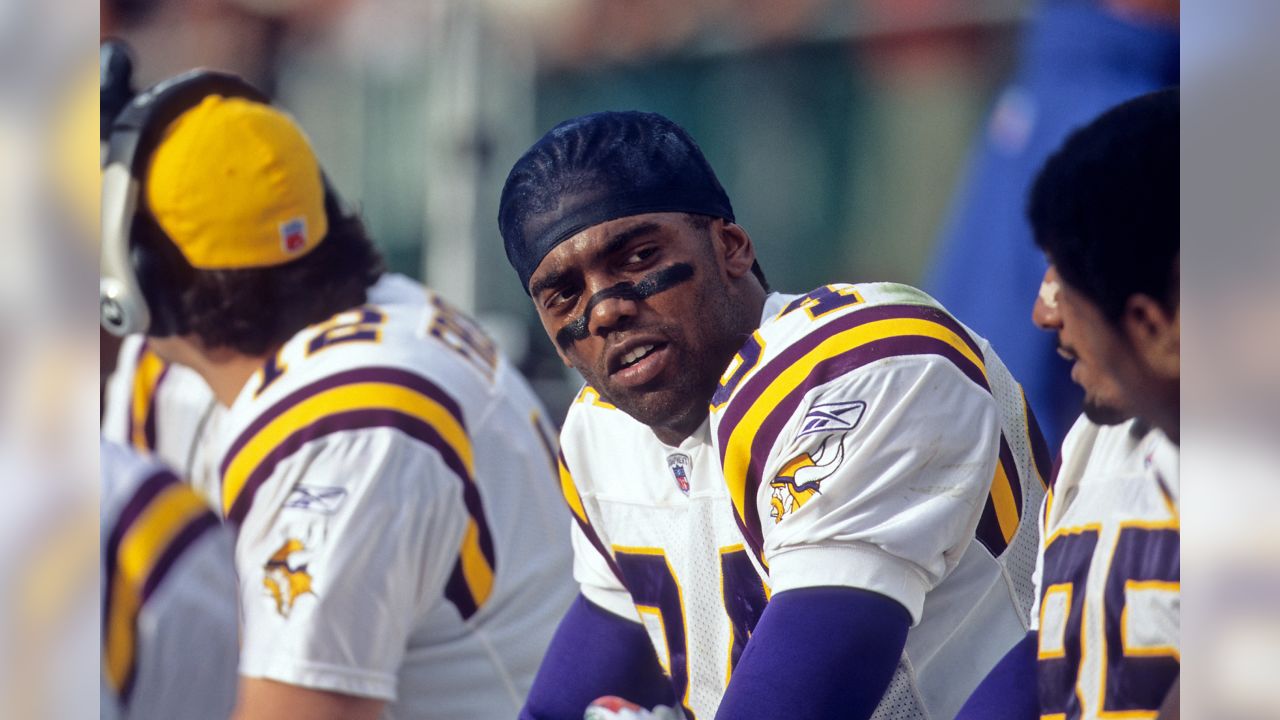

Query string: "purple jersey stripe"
[[559, 450, 629, 590], [726, 334, 991, 559], [225, 407, 496, 572], [1023, 393, 1052, 489], [120, 510, 221, 704], [716, 303, 984, 454], [974, 498, 1009, 557], [102, 470, 181, 630], [141, 364, 170, 452], [220, 366, 467, 478], [444, 560, 480, 620], [101, 468, 182, 701]]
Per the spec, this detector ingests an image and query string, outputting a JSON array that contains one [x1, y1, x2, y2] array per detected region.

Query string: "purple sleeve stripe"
[[1022, 391, 1053, 490], [724, 334, 991, 559], [220, 366, 467, 478], [102, 470, 181, 632], [100, 468, 182, 702], [716, 304, 985, 452], [119, 510, 221, 704], [224, 407, 496, 572], [138, 511, 221, 604], [140, 364, 170, 452], [444, 560, 480, 620], [974, 498, 1009, 557]]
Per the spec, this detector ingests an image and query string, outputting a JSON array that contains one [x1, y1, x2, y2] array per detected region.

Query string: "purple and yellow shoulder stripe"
[[717, 303, 991, 563], [219, 365, 496, 619], [102, 469, 220, 705], [127, 342, 169, 453]]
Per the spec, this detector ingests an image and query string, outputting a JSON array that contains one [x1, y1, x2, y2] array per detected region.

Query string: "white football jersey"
[[561, 284, 1049, 720], [100, 439, 239, 720], [215, 273, 575, 719], [1031, 417, 1179, 719], [103, 335, 222, 505]]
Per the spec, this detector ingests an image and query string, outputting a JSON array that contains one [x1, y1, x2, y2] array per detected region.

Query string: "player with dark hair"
[[499, 110, 1051, 720], [100, 69, 575, 719], [957, 88, 1179, 720], [1028, 88, 1179, 436]]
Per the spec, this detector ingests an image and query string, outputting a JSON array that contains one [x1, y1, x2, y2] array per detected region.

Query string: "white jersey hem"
[[767, 541, 931, 623]]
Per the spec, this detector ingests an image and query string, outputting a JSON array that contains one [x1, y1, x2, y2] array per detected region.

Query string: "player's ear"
[[1122, 294, 1179, 381], [713, 221, 756, 280]]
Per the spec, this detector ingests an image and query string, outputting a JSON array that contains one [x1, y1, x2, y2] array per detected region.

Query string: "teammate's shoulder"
[[100, 439, 218, 559]]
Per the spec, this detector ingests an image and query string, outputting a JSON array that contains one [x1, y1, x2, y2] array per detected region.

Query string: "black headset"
[[100, 60, 272, 338]]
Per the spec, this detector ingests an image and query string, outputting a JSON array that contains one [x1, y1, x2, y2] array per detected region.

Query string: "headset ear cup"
[[130, 212, 191, 338]]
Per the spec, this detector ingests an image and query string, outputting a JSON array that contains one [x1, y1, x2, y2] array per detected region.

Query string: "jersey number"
[[711, 286, 865, 407], [257, 308, 388, 396], [613, 546, 769, 720], [1037, 525, 1179, 717]]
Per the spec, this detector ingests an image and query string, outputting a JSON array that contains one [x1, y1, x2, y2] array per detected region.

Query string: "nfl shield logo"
[[667, 453, 691, 495], [280, 217, 308, 254]]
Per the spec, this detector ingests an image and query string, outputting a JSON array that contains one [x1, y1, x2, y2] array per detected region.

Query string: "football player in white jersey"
[[957, 89, 1179, 719], [100, 68, 575, 719], [102, 337, 222, 505], [498, 111, 1050, 720], [101, 439, 239, 720]]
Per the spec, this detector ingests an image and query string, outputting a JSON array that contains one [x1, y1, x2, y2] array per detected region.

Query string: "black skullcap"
[[498, 111, 735, 292]]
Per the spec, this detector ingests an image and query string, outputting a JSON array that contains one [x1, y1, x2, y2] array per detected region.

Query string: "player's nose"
[[1032, 266, 1063, 331], [587, 281, 639, 338]]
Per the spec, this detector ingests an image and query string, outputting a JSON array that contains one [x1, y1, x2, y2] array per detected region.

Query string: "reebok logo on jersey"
[[797, 400, 866, 438], [285, 485, 348, 514], [263, 538, 314, 618]]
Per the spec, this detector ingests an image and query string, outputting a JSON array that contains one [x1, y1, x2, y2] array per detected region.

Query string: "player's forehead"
[[528, 212, 693, 285]]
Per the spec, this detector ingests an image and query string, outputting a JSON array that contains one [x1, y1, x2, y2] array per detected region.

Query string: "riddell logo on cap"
[[280, 218, 308, 254]]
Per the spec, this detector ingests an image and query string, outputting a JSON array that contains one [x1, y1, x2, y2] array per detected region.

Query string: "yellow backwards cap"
[[145, 95, 328, 269]]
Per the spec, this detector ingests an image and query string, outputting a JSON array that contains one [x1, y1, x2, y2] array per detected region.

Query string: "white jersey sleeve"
[[756, 356, 996, 620], [712, 283, 1041, 627], [235, 430, 470, 700], [100, 440, 238, 720]]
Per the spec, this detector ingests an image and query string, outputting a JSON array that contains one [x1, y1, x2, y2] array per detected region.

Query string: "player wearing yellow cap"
[[100, 67, 575, 720]]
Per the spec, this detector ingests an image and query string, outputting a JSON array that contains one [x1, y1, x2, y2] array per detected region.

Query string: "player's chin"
[[1080, 398, 1130, 426], [612, 386, 702, 428]]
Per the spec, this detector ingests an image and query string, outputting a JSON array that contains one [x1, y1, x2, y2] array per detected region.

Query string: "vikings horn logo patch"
[[263, 538, 315, 617], [667, 452, 692, 495], [769, 434, 846, 522]]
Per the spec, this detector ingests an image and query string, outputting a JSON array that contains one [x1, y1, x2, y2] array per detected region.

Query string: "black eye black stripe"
[[554, 263, 695, 349]]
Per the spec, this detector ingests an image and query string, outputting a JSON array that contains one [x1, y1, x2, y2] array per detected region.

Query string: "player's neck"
[[189, 346, 276, 408], [1151, 389, 1179, 446]]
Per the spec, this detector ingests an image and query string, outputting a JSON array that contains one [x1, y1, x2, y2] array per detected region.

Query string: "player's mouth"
[[1055, 339, 1076, 362], [607, 337, 672, 389]]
